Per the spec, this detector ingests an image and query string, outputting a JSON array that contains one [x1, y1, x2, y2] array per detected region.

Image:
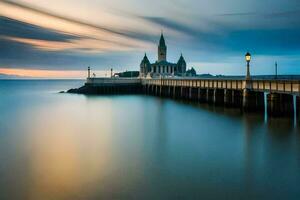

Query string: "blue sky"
[[0, 0, 300, 78]]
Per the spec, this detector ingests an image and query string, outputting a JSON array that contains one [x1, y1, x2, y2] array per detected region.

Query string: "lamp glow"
[[245, 52, 251, 62]]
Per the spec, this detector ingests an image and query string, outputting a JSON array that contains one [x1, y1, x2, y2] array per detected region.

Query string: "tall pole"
[[88, 66, 90, 78], [244, 52, 252, 91], [246, 61, 250, 80], [275, 61, 278, 79]]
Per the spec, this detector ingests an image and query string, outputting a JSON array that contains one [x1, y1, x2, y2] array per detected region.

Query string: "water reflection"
[[25, 96, 115, 199], [0, 80, 300, 199], [155, 99, 168, 161]]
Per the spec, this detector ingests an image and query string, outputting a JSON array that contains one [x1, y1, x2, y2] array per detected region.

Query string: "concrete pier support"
[[242, 89, 264, 111], [160, 86, 165, 96], [180, 87, 183, 98], [232, 90, 243, 107], [224, 89, 233, 106], [199, 89, 207, 102], [162, 86, 168, 97], [213, 89, 224, 105], [159, 85, 162, 96], [173, 86, 176, 98], [206, 89, 214, 103], [297, 96, 300, 117], [143, 85, 146, 94], [172, 86, 179, 99], [243, 89, 255, 111], [267, 93, 294, 117], [181, 87, 186, 99], [190, 88, 198, 100], [197, 88, 201, 101], [256, 92, 265, 111]]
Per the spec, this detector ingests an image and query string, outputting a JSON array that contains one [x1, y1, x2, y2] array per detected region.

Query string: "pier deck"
[[69, 77, 300, 117]]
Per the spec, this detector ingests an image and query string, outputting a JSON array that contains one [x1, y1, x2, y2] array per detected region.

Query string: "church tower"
[[140, 53, 151, 77], [177, 54, 186, 75], [158, 33, 167, 62]]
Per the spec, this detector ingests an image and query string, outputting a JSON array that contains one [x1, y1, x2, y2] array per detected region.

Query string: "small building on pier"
[[140, 33, 187, 78]]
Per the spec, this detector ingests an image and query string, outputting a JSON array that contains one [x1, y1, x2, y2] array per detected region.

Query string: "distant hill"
[[197, 73, 214, 78]]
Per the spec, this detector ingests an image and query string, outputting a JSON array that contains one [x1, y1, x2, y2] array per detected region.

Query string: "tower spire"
[[159, 32, 166, 47], [158, 32, 167, 61]]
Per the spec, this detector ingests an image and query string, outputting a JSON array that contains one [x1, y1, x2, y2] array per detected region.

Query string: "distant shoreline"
[[0, 78, 85, 81], [1, 75, 300, 80]]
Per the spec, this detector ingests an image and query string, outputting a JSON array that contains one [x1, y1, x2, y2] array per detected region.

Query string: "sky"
[[1, 0, 300, 78]]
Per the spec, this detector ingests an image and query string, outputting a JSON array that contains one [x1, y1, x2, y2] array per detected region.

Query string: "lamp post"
[[275, 61, 278, 79], [245, 52, 251, 80], [243, 52, 252, 110], [88, 66, 91, 78]]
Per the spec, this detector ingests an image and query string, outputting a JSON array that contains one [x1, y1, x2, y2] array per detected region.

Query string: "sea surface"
[[0, 80, 300, 200]]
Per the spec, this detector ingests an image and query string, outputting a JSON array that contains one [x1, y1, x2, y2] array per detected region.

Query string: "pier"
[[68, 48, 300, 117], [68, 77, 143, 94], [68, 77, 300, 117], [143, 77, 300, 116]]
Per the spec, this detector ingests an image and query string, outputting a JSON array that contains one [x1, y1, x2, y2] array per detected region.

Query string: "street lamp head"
[[245, 52, 251, 62]]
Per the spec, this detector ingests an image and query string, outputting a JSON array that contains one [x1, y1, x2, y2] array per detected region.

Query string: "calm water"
[[0, 80, 300, 200]]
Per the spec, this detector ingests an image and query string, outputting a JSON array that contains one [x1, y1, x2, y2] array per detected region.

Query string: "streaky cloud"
[[1, 0, 125, 36], [1, 0, 155, 44], [216, 12, 258, 17], [0, 16, 79, 42], [216, 9, 300, 18]]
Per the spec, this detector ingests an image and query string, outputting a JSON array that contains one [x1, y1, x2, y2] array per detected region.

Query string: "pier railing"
[[141, 78, 300, 95], [86, 77, 141, 86], [251, 79, 300, 95]]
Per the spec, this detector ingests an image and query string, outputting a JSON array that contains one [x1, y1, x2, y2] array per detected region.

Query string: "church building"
[[140, 33, 186, 78]]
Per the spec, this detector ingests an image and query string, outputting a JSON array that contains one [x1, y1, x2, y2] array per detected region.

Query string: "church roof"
[[159, 33, 166, 47], [143, 53, 148, 60], [152, 60, 176, 66], [177, 54, 186, 64], [140, 53, 150, 65]]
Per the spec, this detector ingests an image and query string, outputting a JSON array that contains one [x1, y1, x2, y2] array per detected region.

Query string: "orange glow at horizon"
[[0, 68, 108, 79]]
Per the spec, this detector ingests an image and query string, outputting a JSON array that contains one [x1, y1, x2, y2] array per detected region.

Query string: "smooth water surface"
[[0, 80, 300, 200]]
